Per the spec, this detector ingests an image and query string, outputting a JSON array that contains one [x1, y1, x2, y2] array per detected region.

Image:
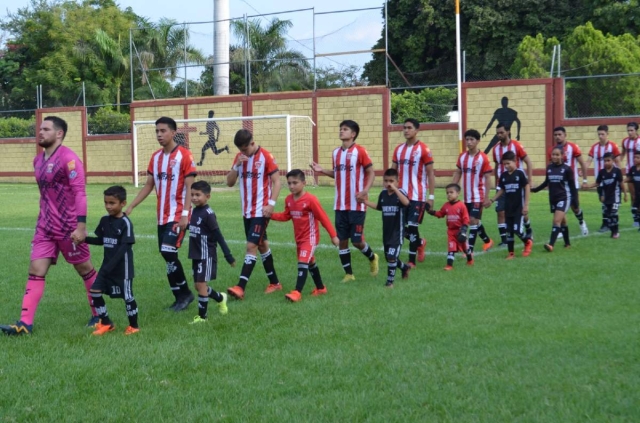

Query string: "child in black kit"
[[626, 151, 640, 230], [587, 152, 627, 238], [188, 181, 235, 324]]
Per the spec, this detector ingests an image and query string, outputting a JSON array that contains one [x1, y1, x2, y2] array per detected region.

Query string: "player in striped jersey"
[[226, 129, 282, 300], [621, 122, 639, 226], [491, 122, 534, 245], [585, 125, 622, 232], [548, 127, 589, 236], [311, 120, 379, 283], [126, 117, 196, 312], [452, 129, 494, 254], [391, 118, 433, 267]]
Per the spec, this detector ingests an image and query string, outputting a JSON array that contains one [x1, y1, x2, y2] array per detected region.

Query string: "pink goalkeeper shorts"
[[31, 235, 91, 265]]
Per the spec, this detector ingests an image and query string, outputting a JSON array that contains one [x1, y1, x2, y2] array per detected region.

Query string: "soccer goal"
[[132, 115, 316, 187]]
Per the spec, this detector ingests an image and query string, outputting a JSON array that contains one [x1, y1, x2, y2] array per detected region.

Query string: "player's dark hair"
[[104, 185, 127, 202], [501, 151, 516, 162], [44, 116, 68, 140], [156, 116, 177, 131], [192, 180, 211, 195], [383, 168, 398, 178], [628, 122, 639, 131], [234, 129, 253, 148], [339, 120, 360, 141], [445, 183, 461, 192], [597, 124, 609, 132], [464, 129, 481, 140], [603, 152, 613, 160], [286, 169, 305, 181], [551, 146, 564, 154], [403, 118, 420, 130], [497, 122, 511, 132], [633, 150, 640, 156], [553, 126, 566, 133]]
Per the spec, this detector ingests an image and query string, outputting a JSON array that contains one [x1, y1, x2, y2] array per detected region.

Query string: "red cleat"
[[522, 239, 533, 257], [227, 285, 245, 300], [443, 265, 453, 271], [505, 252, 515, 260], [285, 290, 302, 302], [417, 238, 426, 262], [482, 239, 494, 252], [264, 283, 282, 294], [311, 287, 327, 296]]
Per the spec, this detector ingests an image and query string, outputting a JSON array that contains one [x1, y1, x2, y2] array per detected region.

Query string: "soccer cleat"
[[341, 274, 356, 283], [218, 292, 228, 315], [634, 221, 640, 228], [522, 239, 533, 257], [544, 243, 554, 252], [612, 233, 620, 239], [0, 320, 32, 336], [406, 262, 416, 269], [401, 265, 411, 280], [580, 221, 589, 236], [443, 265, 453, 271], [466, 258, 474, 266], [370, 253, 380, 276], [498, 241, 508, 247], [384, 281, 394, 288], [227, 285, 245, 300], [417, 238, 427, 262], [505, 252, 515, 260], [264, 283, 282, 294], [311, 287, 327, 296], [189, 316, 207, 324], [86, 316, 100, 328], [482, 239, 494, 252], [564, 244, 571, 248], [598, 226, 608, 233], [173, 292, 195, 312], [124, 326, 139, 336], [92, 322, 115, 336], [285, 290, 302, 302], [165, 300, 178, 311]]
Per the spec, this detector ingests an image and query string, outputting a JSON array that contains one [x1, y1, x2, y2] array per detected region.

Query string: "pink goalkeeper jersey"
[[34, 145, 87, 240]]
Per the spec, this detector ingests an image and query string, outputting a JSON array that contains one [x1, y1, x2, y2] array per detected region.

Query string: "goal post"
[[132, 114, 316, 187]]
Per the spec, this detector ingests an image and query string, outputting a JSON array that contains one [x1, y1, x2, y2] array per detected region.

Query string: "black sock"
[[466, 251, 473, 262], [524, 218, 532, 237], [166, 257, 191, 298], [507, 234, 515, 253], [197, 295, 208, 319], [407, 226, 419, 264], [339, 249, 353, 275], [295, 262, 309, 292], [561, 225, 570, 245], [207, 286, 222, 303], [238, 254, 257, 289], [574, 209, 584, 225], [447, 252, 455, 266], [468, 225, 479, 252], [632, 207, 639, 224], [386, 261, 397, 284], [478, 223, 490, 243], [261, 249, 279, 285], [91, 293, 113, 326], [549, 225, 560, 246], [309, 262, 324, 289], [125, 298, 138, 328], [361, 243, 375, 261], [499, 224, 507, 243]]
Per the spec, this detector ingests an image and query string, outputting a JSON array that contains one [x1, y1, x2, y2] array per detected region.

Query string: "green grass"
[[0, 183, 639, 422]]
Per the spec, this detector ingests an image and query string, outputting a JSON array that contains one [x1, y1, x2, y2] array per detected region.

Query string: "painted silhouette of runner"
[[482, 97, 521, 154], [197, 110, 228, 166]]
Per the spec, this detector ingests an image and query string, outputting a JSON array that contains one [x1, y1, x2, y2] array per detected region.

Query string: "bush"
[[0, 116, 36, 138], [87, 108, 130, 135], [391, 87, 457, 124]]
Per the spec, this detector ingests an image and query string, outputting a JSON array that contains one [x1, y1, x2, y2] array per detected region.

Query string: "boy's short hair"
[[155, 116, 177, 131], [464, 129, 481, 140], [553, 126, 566, 133], [597, 124, 609, 132], [404, 118, 420, 130], [497, 122, 511, 132], [339, 120, 360, 140], [234, 129, 253, 148], [104, 185, 127, 202], [603, 152, 613, 160], [286, 169, 306, 181], [501, 151, 516, 162], [383, 168, 398, 178], [44, 116, 68, 140], [551, 146, 564, 154], [628, 122, 639, 131], [445, 183, 461, 192], [192, 180, 212, 194]]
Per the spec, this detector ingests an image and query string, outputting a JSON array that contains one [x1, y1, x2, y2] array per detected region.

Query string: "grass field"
[[0, 182, 639, 422]]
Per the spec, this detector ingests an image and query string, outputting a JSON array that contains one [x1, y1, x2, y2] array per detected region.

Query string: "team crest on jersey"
[[412, 150, 421, 157], [197, 217, 202, 225], [67, 160, 75, 171], [346, 154, 352, 161], [170, 159, 177, 168], [46, 163, 54, 173], [69, 170, 77, 179], [254, 161, 263, 168]]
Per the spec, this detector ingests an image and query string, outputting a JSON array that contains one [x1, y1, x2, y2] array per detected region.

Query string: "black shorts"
[[603, 203, 620, 217], [335, 210, 366, 243], [465, 202, 484, 220], [505, 213, 524, 237], [495, 192, 506, 212], [632, 196, 640, 209], [383, 244, 402, 262], [243, 217, 269, 245], [406, 201, 426, 226], [158, 223, 185, 253], [192, 258, 217, 282], [550, 199, 570, 214], [92, 274, 134, 300]]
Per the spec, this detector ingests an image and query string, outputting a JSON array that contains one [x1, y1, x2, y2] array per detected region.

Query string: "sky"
[[2, 0, 385, 75]]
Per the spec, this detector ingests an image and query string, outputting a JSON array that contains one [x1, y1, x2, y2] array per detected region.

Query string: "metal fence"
[[564, 73, 640, 119]]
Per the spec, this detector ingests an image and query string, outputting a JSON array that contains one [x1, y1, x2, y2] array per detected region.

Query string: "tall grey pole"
[[313, 8, 317, 92], [245, 14, 251, 94], [384, 1, 389, 87], [184, 23, 188, 98], [129, 28, 134, 103]]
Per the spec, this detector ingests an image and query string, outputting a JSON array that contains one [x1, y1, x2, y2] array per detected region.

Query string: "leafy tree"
[[390, 87, 456, 124], [509, 34, 560, 79], [314, 65, 367, 89]]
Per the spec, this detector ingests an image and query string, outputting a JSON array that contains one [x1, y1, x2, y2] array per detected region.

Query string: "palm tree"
[[231, 18, 310, 93]]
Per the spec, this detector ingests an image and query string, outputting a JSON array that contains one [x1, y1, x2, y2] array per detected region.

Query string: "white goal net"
[[132, 114, 315, 187]]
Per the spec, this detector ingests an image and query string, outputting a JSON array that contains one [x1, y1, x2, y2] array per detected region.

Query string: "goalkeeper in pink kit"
[[1, 116, 98, 335]]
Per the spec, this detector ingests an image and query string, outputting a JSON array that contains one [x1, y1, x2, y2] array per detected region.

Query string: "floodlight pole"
[[455, 0, 463, 152], [384, 1, 389, 87]]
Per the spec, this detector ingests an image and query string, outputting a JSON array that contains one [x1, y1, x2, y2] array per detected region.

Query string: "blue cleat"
[[86, 316, 100, 328], [1, 320, 33, 336]]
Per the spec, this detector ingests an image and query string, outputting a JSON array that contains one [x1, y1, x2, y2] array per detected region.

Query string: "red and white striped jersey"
[[492, 139, 528, 179], [456, 150, 493, 203], [392, 141, 434, 202], [232, 146, 279, 218], [588, 141, 621, 180], [332, 143, 373, 211], [548, 141, 583, 188], [621, 137, 639, 172], [147, 145, 197, 225]]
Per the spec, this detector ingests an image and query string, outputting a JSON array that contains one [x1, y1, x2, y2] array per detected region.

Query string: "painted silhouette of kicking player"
[[482, 97, 521, 154], [197, 110, 228, 166]]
